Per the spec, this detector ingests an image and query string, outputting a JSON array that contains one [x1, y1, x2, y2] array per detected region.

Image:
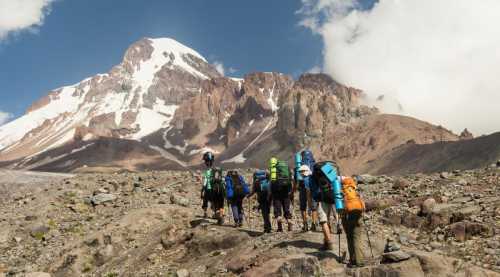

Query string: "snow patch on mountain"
[[267, 82, 278, 112], [0, 85, 83, 149], [222, 153, 246, 164]]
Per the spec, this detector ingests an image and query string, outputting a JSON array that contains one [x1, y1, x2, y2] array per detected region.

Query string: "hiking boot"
[[203, 212, 208, 219], [311, 223, 318, 232], [277, 222, 283, 232], [320, 241, 335, 251], [347, 262, 365, 268], [264, 228, 272, 233], [302, 224, 309, 232], [288, 223, 293, 232]]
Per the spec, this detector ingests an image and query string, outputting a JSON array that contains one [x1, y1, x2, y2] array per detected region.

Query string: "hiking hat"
[[298, 165, 312, 176]]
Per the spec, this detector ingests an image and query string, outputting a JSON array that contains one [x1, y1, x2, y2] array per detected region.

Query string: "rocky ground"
[[0, 165, 499, 277]]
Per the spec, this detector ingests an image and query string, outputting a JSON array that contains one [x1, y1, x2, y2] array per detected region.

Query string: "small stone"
[[440, 172, 450, 179], [384, 238, 401, 253], [25, 273, 51, 277], [24, 215, 38, 221], [430, 241, 441, 249], [30, 225, 49, 240], [176, 268, 189, 277]]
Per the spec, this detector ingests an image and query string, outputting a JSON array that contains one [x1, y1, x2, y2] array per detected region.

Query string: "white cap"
[[298, 165, 312, 176]]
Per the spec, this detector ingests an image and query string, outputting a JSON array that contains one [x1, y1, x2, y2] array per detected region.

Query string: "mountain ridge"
[[2, 37, 497, 174]]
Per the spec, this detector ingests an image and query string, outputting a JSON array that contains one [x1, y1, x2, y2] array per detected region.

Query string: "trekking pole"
[[362, 214, 374, 259], [227, 200, 232, 225]]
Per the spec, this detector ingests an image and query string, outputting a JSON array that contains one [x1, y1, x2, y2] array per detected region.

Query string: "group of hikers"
[[200, 150, 367, 268]]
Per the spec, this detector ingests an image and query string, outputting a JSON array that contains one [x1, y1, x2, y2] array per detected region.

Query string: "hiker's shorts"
[[317, 202, 336, 224], [211, 194, 225, 210], [299, 187, 318, 212], [273, 196, 292, 219]]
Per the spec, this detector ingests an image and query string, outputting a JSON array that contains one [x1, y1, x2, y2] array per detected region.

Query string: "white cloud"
[[228, 67, 237, 74], [307, 65, 322, 74], [213, 61, 225, 76], [0, 111, 12, 126], [299, 0, 500, 135], [0, 0, 56, 41]]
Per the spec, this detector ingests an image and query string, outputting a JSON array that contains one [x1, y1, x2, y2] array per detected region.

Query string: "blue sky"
[[0, 0, 334, 120]]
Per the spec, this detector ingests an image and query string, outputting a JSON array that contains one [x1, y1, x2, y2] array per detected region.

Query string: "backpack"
[[225, 171, 249, 199], [301, 150, 316, 170], [313, 161, 343, 206], [270, 159, 291, 194], [253, 170, 270, 194], [210, 167, 225, 197], [342, 177, 365, 213]]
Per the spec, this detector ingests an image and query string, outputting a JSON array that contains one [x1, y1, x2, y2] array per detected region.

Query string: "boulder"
[[447, 221, 493, 242], [170, 194, 190, 207], [185, 228, 249, 257], [392, 178, 410, 190], [420, 198, 436, 216], [365, 198, 398, 211], [242, 255, 321, 277], [94, 244, 115, 266], [381, 250, 412, 263], [90, 193, 116, 205], [360, 174, 378, 184]]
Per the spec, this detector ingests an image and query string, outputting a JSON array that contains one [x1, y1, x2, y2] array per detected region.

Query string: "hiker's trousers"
[[342, 211, 365, 265], [230, 198, 244, 224], [258, 197, 272, 231]]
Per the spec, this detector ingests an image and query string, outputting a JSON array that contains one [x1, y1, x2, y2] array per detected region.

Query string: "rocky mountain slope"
[[365, 132, 500, 175], [4, 37, 498, 175], [0, 167, 499, 276]]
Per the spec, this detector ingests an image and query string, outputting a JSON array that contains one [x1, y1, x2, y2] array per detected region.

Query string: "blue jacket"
[[225, 174, 250, 199]]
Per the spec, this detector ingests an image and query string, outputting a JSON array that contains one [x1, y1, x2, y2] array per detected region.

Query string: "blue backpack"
[[312, 161, 344, 210], [253, 170, 270, 193], [225, 171, 249, 199], [301, 150, 316, 170]]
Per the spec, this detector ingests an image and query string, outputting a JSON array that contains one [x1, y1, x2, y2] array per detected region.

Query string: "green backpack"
[[270, 160, 291, 194]]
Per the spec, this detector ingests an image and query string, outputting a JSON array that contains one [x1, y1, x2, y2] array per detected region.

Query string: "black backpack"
[[228, 170, 245, 198], [211, 168, 225, 197], [313, 161, 340, 204]]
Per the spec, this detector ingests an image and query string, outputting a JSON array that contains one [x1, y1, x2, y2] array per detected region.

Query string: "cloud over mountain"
[[0, 0, 56, 41], [299, 0, 500, 135]]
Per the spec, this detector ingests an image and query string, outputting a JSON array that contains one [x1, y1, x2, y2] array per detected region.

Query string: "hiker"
[[225, 170, 250, 227], [249, 170, 272, 233], [340, 176, 366, 268], [201, 151, 215, 218], [210, 167, 226, 225], [298, 161, 340, 251], [296, 151, 319, 232], [269, 157, 294, 232]]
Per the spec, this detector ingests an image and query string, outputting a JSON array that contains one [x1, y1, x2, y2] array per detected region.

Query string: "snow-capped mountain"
[[0, 37, 465, 174], [0, 38, 221, 162]]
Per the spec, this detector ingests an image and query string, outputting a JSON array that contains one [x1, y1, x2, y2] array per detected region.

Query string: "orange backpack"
[[342, 177, 365, 213]]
